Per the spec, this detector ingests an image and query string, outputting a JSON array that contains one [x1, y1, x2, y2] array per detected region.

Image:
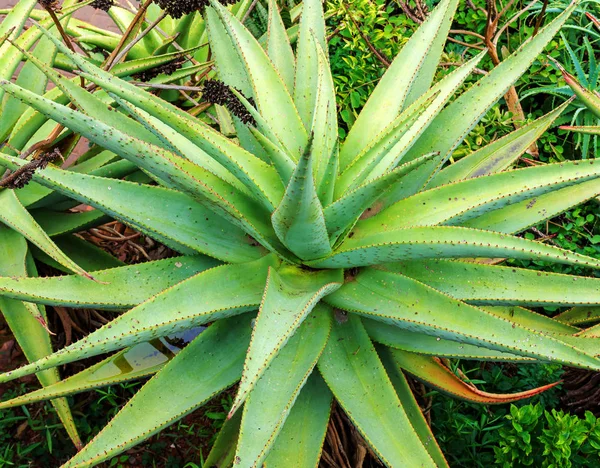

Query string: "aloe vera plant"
[[3, 0, 600, 466]]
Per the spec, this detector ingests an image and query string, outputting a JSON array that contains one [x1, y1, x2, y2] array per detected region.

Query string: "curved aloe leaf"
[[0, 82, 287, 256], [388, 259, 600, 307], [0, 152, 264, 263], [293, 0, 327, 129], [556, 307, 600, 326], [209, 0, 307, 158], [325, 153, 439, 244], [378, 347, 448, 467], [62, 315, 253, 468], [32, 209, 110, 237], [335, 91, 437, 197], [31, 234, 124, 273], [318, 314, 436, 467], [235, 305, 332, 466], [326, 269, 600, 369], [266, 0, 295, 92], [0, 256, 216, 309], [339, 0, 459, 169], [462, 178, 600, 233], [403, 2, 576, 168], [204, 409, 243, 468], [263, 371, 332, 467], [0, 328, 205, 409], [230, 266, 342, 416], [0, 226, 80, 447], [384, 348, 558, 404], [563, 69, 600, 118], [309, 34, 338, 203], [0, 189, 89, 278], [364, 160, 600, 230], [0, 255, 277, 384], [310, 226, 600, 269], [366, 318, 530, 361], [429, 101, 570, 187]]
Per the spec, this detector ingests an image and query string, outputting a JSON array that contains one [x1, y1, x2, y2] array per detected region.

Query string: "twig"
[[39, 6, 85, 86], [241, 0, 260, 23], [533, 0, 549, 36], [131, 82, 205, 91], [104, 0, 154, 70], [109, 11, 168, 69], [343, 4, 390, 67]]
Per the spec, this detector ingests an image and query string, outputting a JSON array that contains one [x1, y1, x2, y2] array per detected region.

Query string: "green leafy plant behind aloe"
[[3, 0, 600, 466]]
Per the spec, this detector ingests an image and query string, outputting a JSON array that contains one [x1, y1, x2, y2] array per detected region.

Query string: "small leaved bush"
[[3, 0, 600, 467], [495, 403, 600, 468]]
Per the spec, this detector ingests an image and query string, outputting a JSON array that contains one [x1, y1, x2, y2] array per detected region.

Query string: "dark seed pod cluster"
[[154, 0, 238, 19], [90, 0, 114, 11], [3, 148, 61, 189], [133, 58, 185, 82], [203, 79, 256, 125], [38, 0, 60, 11]]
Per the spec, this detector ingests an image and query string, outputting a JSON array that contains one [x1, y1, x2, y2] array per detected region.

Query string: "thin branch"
[[533, 0, 549, 36], [104, 0, 153, 70], [343, 4, 390, 67], [241, 0, 260, 23], [109, 11, 168, 69]]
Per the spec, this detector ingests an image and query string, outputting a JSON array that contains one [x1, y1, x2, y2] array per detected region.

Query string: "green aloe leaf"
[[0, 153, 265, 263], [204, 409, 243, 468], [293, 0, 327, 129], [556, 307, 600, 326], [325, 153, 439, 244], [263, 371, 332, 467], [0, 256, 216, 309], [310, 226, 600, 269], [462, 179, 600, 233], [318, 314, 436, 467], [563, 69, 600, 118], [309, 33, 338, 203], [272, 138, 332, 260], [0, 3, 85, 115], [62, 315, 253, 468], [429, 101, 570, 187], [479, 305, 579, 335], [335, 93, 438, 196], [0, 81, 281, 252], [0, 226, 81, 448], [209, 0, 307, 158], [339, 0, 458, 169], [230, 266, 342, 416], [235, 305, 332, 466], [378, 347, 448, 467], [31, 234, 123, 273], [266, 0, 295, 92], [389, 259, 600, 306], [32, 209, 110, 237], [561, 125, 600, 135], [0, 189, 89, 278], [326, 269, 600, 369], [0, 255, 277, 384], [403, 2, 575, 167], [249, 126, 295, 183], [365, 318, 530, 361], [0, 20, 58, 139], [0, 328, 205, 409], [362, 160, 600, 230]]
